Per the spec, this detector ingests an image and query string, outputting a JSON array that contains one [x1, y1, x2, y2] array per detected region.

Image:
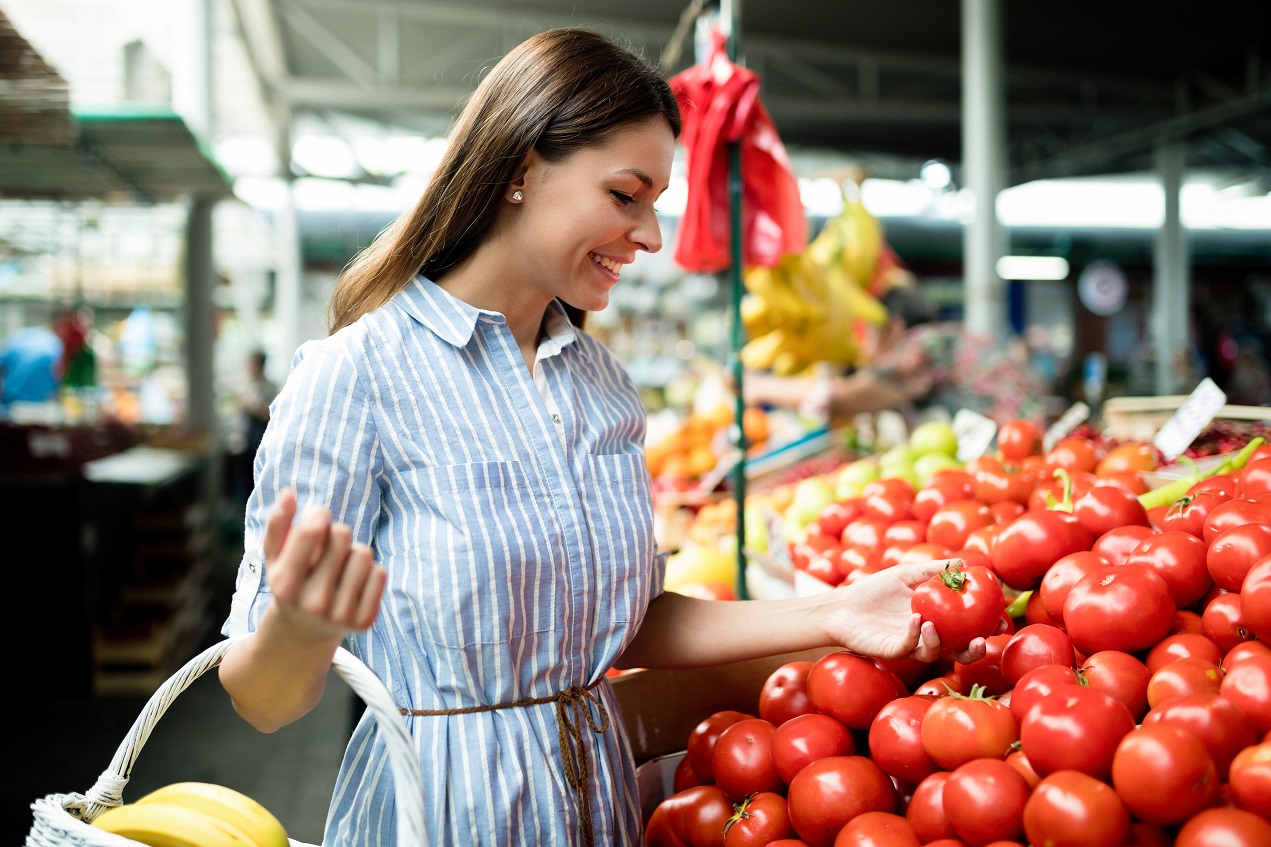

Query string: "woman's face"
[[513, 117, 675, 313]]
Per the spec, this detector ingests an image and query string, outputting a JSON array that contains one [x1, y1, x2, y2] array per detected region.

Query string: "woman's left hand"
[[824, 559, 989, 664]]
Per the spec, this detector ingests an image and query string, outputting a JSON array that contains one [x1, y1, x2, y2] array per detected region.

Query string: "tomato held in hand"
[[1022, 770, 1129, 847], [1111, 724, 1218, 826], [686, 710, 753, 783], [786, 756, 897, 847], [910, 561, 1004, 651], [722, 792, 794, 847], [759, 661, 816, 726], [1062, 564, 1176, 656]]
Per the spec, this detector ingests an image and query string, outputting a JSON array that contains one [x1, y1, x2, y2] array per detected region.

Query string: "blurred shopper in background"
[[744, 281, 1046, 427], [217, 27, 985, 847], [229, 348, 277, 512]]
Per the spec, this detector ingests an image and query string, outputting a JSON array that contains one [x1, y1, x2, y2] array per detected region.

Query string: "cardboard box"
[[610, 646, 836, 765]]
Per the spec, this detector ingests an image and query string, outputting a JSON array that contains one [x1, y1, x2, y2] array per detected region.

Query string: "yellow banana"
[[136, 782, 288, 847], [92, 801, 260, 847], [739, 329, 788, 371]]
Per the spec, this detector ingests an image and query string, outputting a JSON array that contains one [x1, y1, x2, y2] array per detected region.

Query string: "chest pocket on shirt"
[[580, 452, 656, 631]]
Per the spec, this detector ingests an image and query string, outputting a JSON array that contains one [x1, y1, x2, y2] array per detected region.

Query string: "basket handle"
[[80, 635, 427, 846]]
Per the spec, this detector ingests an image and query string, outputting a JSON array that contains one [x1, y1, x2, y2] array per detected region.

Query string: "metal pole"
[[1153, 141, 1189, 394]]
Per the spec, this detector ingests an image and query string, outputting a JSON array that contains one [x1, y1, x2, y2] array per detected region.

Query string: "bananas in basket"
[[91, 781, 288, 847]]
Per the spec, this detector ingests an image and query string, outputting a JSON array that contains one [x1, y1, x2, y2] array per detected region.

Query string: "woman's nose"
[[633, 209, 663, 254]]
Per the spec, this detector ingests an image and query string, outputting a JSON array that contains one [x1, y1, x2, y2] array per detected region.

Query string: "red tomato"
[[1161, 490, 1229, 538], [1019, 685, 1135, 779], [920, 685, 1017, 769], [1208, 523, 1271, 592], [989, 500, 1026, 525], [1022, 586, 1062, 627], [1008, 663, 1082, 724], [942, 758, 1030, 845], [1191, 472, 1242, 499], [841, 517, 892, 560], [925, 500, 994, 551], [770, 713, 855, 786], [1202, 590, 1256, 654], [883, 519, 927, 550], [712, 718, 783, 800], [1080, 649, 1152, 720], [831, 812, 920, 847], [1145, 631, 1224, 673], [686, 710, 753, 782], [1171, 609, 1207, 636], [1112, 724, 1218, 826], [1096, 442, 1160, 477], [913, 470, 977, 523], [1022, 770, 1129, 847], [867, 695, 938, 786], [645, 784, 733, 847], [1045, 435, 1102, 474], [991, 510, 1095, 591], [1225, 640, 1271, 672], [963, 523, 1006, 558], [968, 455, 1035, 506], [1037, 550, 1104, 623], [816, 497, 868, 540], [1142, 691, 1258, 775], [1175, 807, 1271, 847], [862, 477, 917, 504], [895, 541, 955, 566], [674, 755, 706, 794], [1219, 653, 1271, 732], [1239, 457, 1271, 498], [722, 792, 794, 847], [862, 490, 916, 524], [1124, 530, 1212, 608], [904, 772, 958, 844], [1062, 563, 1176, 656], [806, 652, 901, 730], [1145, 655, 1224, 708], [1242, 554, 1271, 642], [999, 623, 1075, 684], [786, 756, 896, 847], [1028, 469, 1097, 513], [1228, 741, 1271, 819], [1072, 484, 1151, 537], [759, 661, 817, 726], [997, 419, 1043, 461], [910, 562, 1004, 652], [1096, 470, 1150, 495], [1203, 498, 1271, 544], [952, 632, 1013, 696], [1089, 524, 1155, 565]]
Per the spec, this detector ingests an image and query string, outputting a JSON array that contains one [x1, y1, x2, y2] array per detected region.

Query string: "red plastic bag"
[[670, 29, 807, 274]]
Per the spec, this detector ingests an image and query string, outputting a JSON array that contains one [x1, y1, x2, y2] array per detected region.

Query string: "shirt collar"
[[392, 275, 580, 353]]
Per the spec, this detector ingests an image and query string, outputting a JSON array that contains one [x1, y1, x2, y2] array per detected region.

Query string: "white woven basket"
[[26, 636, 427, 847]]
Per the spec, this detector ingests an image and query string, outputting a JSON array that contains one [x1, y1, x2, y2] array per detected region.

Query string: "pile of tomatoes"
[[644, 421, 1271, 847]]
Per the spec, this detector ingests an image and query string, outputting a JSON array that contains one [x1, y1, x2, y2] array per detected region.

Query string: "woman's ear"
[[508, 149, 544, 202]]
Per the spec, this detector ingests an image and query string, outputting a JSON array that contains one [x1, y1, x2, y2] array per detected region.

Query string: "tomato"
[[1203, 498, 1271, 544], [816, 498, 868, 541], [894, 541, 955, 566], [862, 490, 916, 524], [1021, 587, 1061, 627], [1145, 656, 1224, 708], [1225, 640, 1271, 672], [988, 500, 1026, 525], [1062, 563, 1176, 656], [883, 520, 927, 550], [786, 756, 897, 847], [807, 652, 903, 730], [1161, 490, 1229, 538], [1208, 523, 1271, 592], [1219, 653, 1271, 732], [1008, 663, 1082, 724], [1175, 807, 1271, 847], [1072, 484, 1151, 537], [940, 757, 1030, 846], [1089, 524, 1155, 565], [920, 685, 1018, 769], [1202, 590, 1256, 654], [1124, 530, 1212, 608], [996, 418, 1043, 461], [952, 632, 1013, 696], [910, 562, 1004, 652], [1080, 649, 1151, 720], [1142, 691, 1257, 775], [999, 623, 1075, 684], [1045, 435, 1101, 474], [913, 470, 977, 523], [1228, 741, 1271, 819], [831, 812, 920, 847], [674, 754, 706, 794], [1172, 609, 1207, 635], [867, 695, 938, 786], [1019, 685, 1135, 779], [904, 771, 958, 844], [1003, 749, 1041, 788], [1037, 550, 1103, 623], [1145, 631, 1224, 673], [991, 510, 1094, 591], [771, 713, 856, 786], [1022, 770, 1129, 847], [1113, 724, 1218, 825], [1242, 554, 1271, 642], [925, 500, 994, 551], [645, 784, 734, 847], [760, 661, 817, 726], [1096, 441, 1160, 477], [841, 517, 892, 561], [722, 792, 794, 846], [1097, 470, 1150, 495], [968, 455, 1035, 506], [1239, 457, 1271, 498], [862, 477, 918, 505], [686, 710, 754, 782], [712, 718, 783, 800]]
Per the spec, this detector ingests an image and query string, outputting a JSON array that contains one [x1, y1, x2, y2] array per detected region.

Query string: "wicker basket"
[[26, 636, 427, 846]]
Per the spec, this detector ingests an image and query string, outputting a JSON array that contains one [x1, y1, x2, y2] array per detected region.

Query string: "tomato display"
[[1022, 770, 1129, 847], [786, 756, 896, 847], [1111, 724, 1218, 826], [1062, 564, 1176, 655], [991, 510, 1094, 591], [941, 757, 1031, 845], [1019, 685, 1135, 779], [1142, 692, 1257, 775]]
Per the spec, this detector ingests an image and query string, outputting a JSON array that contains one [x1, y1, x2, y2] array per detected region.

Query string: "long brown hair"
[[326, 27, 682, 334]]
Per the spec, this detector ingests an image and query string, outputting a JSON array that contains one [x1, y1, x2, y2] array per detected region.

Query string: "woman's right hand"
[[261, 488, 386, 642]]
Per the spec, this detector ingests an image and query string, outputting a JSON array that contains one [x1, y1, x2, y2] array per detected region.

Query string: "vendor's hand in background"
[[824, 559, 988, 664], [261, 488, 386, 643]]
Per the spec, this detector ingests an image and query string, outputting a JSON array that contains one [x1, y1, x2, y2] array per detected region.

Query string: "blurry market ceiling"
[[230, 0, 1271, 189]]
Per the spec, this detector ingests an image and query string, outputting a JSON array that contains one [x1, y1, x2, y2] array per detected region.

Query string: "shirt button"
[[551, 413, 561, 423], [248, 562, 256, 573]]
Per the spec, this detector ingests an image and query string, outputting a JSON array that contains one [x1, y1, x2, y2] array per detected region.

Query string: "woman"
[[218, 27, 984, 847]]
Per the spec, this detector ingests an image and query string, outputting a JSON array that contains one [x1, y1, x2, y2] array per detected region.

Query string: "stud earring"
[[512, 190, 523, 201]]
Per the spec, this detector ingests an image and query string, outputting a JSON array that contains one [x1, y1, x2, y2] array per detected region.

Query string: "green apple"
[[913, 450, 963, 483], [835, 457, 880, 498], [879, 443, 920, 470], [910, 420, 960, 457]]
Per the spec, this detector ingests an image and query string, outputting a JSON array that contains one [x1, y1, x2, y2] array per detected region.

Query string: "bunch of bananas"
[[739, 194, 889, 376], [91, 781, 288, 847]]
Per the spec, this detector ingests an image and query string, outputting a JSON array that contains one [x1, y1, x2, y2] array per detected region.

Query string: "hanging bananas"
[[92, 782, 288, 847]]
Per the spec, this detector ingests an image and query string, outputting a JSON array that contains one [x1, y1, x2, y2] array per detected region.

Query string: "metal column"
[[1153, 141, 1190, 394]]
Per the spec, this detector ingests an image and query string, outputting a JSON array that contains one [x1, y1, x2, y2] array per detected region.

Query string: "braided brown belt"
[[400, 678, 611, 847]]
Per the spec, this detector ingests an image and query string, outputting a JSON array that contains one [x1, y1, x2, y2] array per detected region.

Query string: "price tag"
[[761, 507, 793, 572], [1154, 378, 1227, 462], [952, 408, 998, 462], [1043, 402, 1091, 451]]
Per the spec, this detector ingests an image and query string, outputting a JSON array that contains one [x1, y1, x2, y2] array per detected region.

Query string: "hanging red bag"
[[670, 29, 807, 274]]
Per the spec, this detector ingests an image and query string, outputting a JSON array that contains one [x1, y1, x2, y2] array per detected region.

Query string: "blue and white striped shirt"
[[223, 275, 666, 846]]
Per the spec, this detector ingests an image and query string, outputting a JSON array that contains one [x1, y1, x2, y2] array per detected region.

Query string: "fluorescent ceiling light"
[[997, 256, 1070, 280]]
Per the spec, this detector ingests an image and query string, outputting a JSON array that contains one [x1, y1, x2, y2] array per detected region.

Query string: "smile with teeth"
[[590, 253, 621, 278]]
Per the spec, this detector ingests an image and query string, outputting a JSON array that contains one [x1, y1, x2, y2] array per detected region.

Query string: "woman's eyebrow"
[[616, 168, 654, 189]]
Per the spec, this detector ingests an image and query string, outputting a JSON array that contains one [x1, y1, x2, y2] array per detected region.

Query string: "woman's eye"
[[610, 190, 636, 206]]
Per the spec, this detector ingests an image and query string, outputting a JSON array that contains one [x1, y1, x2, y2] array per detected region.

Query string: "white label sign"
[[953, 408, 999, 462], [1043, 402, 1091, 451], [1153, 378, 1227, 462], [761, 507, 793, 572]]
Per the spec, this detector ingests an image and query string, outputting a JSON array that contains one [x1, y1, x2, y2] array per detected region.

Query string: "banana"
[[92, 801, 261, 847], [136, 782, 289, 847]]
